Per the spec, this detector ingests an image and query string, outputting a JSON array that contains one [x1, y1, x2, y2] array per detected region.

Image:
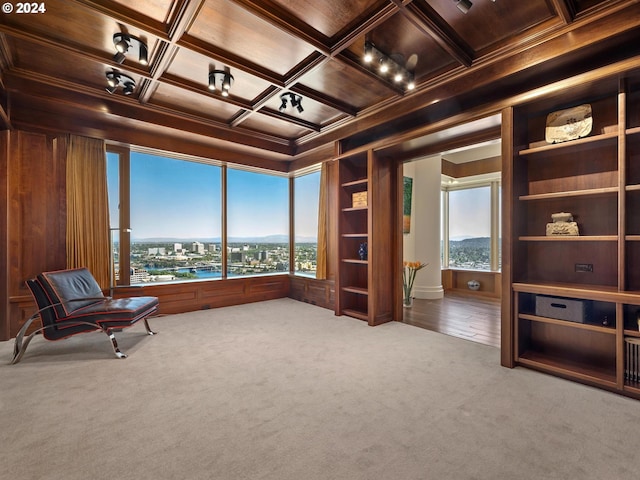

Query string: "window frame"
[[291, 166, 322, 278], [107, 144, 319, 286]]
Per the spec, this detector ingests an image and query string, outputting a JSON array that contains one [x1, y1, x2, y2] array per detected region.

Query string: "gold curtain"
[[66, 135, 111, 290], [315, 162, 328, 279]]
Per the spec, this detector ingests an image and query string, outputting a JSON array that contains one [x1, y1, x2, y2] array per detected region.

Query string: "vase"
[[358, 242, 368, 260], [403, 296, 413, 308]]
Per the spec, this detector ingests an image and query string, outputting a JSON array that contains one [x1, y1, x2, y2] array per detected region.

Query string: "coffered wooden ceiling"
[[1, 0, 639, 170]]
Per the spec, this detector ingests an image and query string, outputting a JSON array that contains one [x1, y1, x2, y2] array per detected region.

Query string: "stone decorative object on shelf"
[[467, 280, 480, 291], [545, 104, 592, 143], [546, 212, 579, 236]]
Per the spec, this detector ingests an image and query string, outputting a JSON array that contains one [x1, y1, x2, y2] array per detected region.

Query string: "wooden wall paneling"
[[248, 276, 290, 301], [112, 275, 290, 316], [442, 156, 501, 178], [11, 131, 66, 288], [6, 131, 67, 338], [1, 130, 8, 340], [288, 275, 335, 310], [444, 269, 502, 298]]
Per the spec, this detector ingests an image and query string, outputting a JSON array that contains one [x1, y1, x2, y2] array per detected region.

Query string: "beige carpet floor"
[[1, 298, 639, 480]]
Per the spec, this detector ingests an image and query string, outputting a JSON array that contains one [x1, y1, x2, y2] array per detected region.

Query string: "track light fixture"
[[105, 70, 136, 95], [456, 0, 472, 13], [208, 69, 234, 97], [279, 92, 304, 114], [112, 33, 148, 65], [363, 41, 415, 91]]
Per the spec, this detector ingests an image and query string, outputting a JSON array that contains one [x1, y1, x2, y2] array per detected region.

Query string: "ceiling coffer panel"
[[422, 0, 555, 53], [187, 0, 317, 77], [266, 0, 387, 39]]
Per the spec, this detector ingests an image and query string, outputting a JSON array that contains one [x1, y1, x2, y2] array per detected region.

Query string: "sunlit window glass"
[[227, 168, 289, 277], [129, 153, 221, 284], [294, 171, 320, 276], [448, 186, 491, 270]]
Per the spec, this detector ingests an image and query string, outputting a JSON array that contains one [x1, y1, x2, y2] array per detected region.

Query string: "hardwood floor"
[[402, 291, 501, 348]]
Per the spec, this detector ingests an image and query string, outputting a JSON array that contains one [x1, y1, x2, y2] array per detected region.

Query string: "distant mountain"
[[450, 237, 490, 247]]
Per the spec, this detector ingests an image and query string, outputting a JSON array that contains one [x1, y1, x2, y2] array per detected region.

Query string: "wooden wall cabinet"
[[335, 150, 395, 326], [505, 70, 640, 398]]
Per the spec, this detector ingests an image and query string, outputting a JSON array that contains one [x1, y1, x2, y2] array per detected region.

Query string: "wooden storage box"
[[535, 295, 591, 323], [352, 191, 367, 208]]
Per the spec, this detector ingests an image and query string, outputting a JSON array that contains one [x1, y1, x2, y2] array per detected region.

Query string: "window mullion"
[[490, 181, 500, 271], [442, 189, 449, 268]]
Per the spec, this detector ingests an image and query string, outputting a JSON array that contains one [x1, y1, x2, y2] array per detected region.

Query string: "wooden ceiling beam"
[[259, 108, 320, 132], [165, 0, 206, 40], [230, 86, 281, 127], [549, 0, 576, 24], [379, 126, 501, 162], [139, 0, 207, 103], [283, 52, 329, 87], [330, 2, 400, 55], [400, 1, 474, 67], [289, 84, 358, 117]]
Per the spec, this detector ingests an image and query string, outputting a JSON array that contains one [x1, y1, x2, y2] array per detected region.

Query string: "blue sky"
[[107, 152, 319, 240], [448, 186, 491, 240]]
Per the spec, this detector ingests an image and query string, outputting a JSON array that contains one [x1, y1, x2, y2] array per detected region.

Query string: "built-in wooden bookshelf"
[[335, 149, 395, 326], [505, 69, 640, 398]]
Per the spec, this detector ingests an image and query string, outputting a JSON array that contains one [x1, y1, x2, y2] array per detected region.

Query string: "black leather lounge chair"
[[11, 267, 159, 364]]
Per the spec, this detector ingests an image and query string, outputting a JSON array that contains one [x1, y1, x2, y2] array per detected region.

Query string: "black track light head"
[[278, 92, 304, 115], [456, 0, 472, 13], [105, 70, 136, 95], [122, 81, 135, 95], [208, 68, 234, 96], [112, 33, 148, 65]]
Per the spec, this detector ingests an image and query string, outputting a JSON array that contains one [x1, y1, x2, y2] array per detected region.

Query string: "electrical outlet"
[[575, 263, 593, 273]]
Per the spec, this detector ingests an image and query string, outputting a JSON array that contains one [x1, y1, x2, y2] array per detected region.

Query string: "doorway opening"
[[399, 114, 502, 348]]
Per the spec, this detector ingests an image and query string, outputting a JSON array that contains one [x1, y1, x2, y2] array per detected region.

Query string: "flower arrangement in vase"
[[402, 261, 427, 307]]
